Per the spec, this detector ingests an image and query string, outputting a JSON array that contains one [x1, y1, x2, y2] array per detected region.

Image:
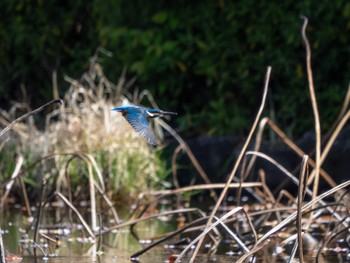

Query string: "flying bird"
[[112, 105, 177, 145]]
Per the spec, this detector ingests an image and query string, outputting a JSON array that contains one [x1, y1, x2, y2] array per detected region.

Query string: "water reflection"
[[0, 207, 347, 263]]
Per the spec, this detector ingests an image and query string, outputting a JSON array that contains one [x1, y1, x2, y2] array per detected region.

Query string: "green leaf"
[[151, 11, 167, 24]]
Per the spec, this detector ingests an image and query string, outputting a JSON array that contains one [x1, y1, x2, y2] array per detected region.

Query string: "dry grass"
[[0, 50, 167, 202]]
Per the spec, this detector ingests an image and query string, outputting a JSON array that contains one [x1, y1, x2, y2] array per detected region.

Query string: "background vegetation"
[[0, 0, 349, 137], [0, 57, 169, 201]]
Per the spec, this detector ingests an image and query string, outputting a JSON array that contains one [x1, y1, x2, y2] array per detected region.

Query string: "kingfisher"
[[112, 105, 177, 145]]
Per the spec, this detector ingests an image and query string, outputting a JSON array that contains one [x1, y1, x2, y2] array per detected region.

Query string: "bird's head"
[[146, 109, 177, 118], [146, 109, 162, 118]]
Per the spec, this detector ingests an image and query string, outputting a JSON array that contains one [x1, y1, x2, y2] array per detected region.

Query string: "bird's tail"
[[161, 111, 177, 116]]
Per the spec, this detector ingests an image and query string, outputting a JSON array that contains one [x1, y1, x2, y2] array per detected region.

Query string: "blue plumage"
[[112, 105, 177, 145]]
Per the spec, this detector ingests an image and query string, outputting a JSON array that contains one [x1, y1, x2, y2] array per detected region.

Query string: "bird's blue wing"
[[124, 109, 158, 146]]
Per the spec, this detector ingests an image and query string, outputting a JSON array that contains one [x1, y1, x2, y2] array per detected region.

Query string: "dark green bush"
[[1, 0, 349, 137], [0, 0, 98, 106], [96, 1, 350, 136]]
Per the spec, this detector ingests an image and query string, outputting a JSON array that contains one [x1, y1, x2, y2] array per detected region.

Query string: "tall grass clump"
[[0, 51, 168, 203]]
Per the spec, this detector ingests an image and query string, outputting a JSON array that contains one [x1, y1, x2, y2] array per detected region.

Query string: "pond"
[[0, 201, 349, 263]]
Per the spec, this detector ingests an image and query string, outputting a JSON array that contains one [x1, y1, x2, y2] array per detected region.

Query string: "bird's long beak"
[[161, 111, 177, 116]]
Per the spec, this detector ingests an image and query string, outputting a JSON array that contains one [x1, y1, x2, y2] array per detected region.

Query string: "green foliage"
[[0, 0, 98, 106], [95, 0, 350, 135], [1, 0, 349, 136]]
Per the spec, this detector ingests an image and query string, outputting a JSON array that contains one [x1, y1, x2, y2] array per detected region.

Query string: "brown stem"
[[0, 99, 63, 138]]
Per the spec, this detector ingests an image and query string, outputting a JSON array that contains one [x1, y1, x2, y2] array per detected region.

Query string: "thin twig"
[[244, 117, 268, 179], [246, 151, 347, 227], [130, 216, 210, 260], [139, 182, 263, 197], [85, 154, 105, 192], [55, 191, 95, 239], [0, 154, 24, 208], [316, 216, 350, 261], [187, 66, 271, 262], [172, 145, 183, 189], [323, 83, 350, 142], [98, 208, 204, 236], [158, 120, 218, 201], [301, 16, 321, 206], [171, 145, 185, 212], [0, 228, 5, 263], [33, 178, 46, 257], [86, 157, 97, 232], [296, 155, 309, 263], [175, 207, 250, 262], [236, 239, 271, 263], [0, 99, 63, 137], [307, 109, 350, 185], [247, 117, 336, 187], [19, 176, 32, 218], [256, 180, 350, 245], [93, 181, 120, 224]]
